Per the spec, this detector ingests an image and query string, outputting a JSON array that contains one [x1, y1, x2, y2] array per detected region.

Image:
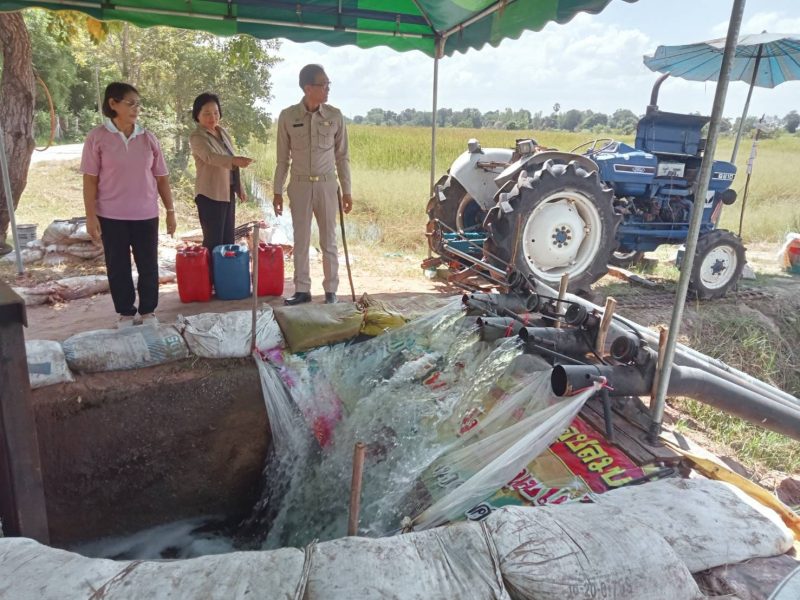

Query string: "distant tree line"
[[351, 105, 800, 136]]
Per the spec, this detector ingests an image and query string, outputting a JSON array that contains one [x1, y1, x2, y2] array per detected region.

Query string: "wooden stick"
[[250, 223, 260, 353], [348, 441, 367, 536], [555, 273, 569, 329], [595, 297, 617, 355], [650, 326, 669, 406]]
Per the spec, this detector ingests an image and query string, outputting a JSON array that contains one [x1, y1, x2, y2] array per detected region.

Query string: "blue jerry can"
[[212, 244, 251, 300]]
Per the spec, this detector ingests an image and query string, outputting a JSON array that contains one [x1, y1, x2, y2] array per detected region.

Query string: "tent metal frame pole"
[[730, 42, 763, 164], [0, 126, 23, 275], [648, 0, 747, 444], [429, 37, 443, 195]]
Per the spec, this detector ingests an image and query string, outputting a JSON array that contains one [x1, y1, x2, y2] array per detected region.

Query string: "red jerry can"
[[176, 245, 212, 303], [257, 242, 284, 297]]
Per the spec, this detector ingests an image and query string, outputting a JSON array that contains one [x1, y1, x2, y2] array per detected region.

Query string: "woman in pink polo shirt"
[[81, 82, 176, 328]]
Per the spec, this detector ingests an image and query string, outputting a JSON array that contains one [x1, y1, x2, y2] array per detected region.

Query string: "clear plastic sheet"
[[251, 298, 595, 547]]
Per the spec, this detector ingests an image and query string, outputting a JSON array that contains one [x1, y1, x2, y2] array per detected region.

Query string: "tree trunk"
[[0, 12, 35, 247]]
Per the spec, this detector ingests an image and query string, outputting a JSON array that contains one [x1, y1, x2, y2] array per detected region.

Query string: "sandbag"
[[63, 325, 189, 373], [11, 286, 50, 306], [485, 505, 703, 600], [358, 294, 407, 336], [0, 248, 43, 264], [41, 220, 77, 245], [68, 222, 92, 241], [304, 521, 510, 600], [595, 477, 795, 572], [273, 303, 363, 353], [64, 241, 104, 259], [52, 275, 109, 300], [178, 309, 283, 358], [0, 537, 306, 600], [25, 340, 74, 388]]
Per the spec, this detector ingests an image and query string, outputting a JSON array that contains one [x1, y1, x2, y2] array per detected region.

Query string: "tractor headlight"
[[467, 138, 482, 153], [720, 189, 737, 205], [516, 139, 536, 155]]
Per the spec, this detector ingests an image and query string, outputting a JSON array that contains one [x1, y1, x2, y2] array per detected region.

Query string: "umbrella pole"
[[648, 0, 746, 444], [737, 115, 764, 237], [0, 126, 24, 275], [730, 44, 763, 164]]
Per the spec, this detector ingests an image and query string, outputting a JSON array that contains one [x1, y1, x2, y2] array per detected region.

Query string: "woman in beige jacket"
[[189, 93, 253, 253]]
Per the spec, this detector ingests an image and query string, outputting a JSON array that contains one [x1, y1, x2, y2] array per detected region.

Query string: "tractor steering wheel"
[[570, 138, 616, 155]]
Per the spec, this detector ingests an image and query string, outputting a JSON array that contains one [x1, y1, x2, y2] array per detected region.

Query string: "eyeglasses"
[[120, 99, 143, 109], [310, 81, 331, 89]]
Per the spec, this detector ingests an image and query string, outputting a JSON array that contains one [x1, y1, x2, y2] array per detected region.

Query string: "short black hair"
[[102, 82, 139, 119], [192, 93, 222, 122], [299, 64, 326, 90]]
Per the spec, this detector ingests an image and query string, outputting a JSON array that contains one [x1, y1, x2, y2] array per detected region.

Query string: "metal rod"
[[650, 0, 747, 444], [251, 222, 260, 353], [443, 244, 507, 278], [441, 0, 519, 40], [737, 115, 763, 237], [337, 187, 356, 302], [555, 273, 569, 329], [650, 326, 668, 406], [730, 42, 764, 164], [0, 126, 23, 275], [347, 441, 366, 536]]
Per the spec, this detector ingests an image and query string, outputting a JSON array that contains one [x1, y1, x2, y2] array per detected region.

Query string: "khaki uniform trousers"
[[288, 178, 339, 294]]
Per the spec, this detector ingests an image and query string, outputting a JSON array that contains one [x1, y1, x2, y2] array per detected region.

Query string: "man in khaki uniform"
[[273, 64, 352, 305]]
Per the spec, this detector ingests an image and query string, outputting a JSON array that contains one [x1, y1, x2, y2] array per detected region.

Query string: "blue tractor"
[[426, 75, 745, 298]]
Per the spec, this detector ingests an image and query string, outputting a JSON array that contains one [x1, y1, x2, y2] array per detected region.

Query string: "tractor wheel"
[[688, 229, 745, 299], [425, 177, 466, 253], [484, 160, 617, 293], [425, 177, 487, 253], [609, 248, 645, 268]]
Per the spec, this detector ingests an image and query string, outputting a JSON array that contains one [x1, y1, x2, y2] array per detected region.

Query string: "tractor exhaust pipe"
[[551, 364, 800, 442], [647, 73, 670, 114]]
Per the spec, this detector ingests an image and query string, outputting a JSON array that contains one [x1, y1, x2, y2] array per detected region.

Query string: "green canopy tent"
[[0, 0, 637, 190]]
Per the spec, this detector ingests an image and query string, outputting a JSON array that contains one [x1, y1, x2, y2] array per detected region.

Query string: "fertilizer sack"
[[26, 340, 74, 388], [178, 309, 283, 358], [63, 325, 189, 373], [273, 303, 363, 353]]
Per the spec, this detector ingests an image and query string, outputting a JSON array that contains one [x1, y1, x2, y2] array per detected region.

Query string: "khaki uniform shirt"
[[273, 100, 351, 195], [189, 124, 238, 203]]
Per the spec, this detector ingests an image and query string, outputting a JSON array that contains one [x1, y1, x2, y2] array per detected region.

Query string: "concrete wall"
[[31, 357, 269, 546]]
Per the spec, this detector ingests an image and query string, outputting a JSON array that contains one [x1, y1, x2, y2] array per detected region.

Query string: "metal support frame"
[[0, 282, 49, 541], [648, 0, 747, 444], [730, 42, 764, 164]]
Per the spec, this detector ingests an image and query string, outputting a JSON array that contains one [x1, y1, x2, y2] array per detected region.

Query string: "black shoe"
[[284, 292, 311, 306], [324, 292, 337, 304]]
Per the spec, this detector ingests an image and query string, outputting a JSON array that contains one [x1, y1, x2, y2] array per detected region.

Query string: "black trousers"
[[195, 193, 235, 254], [98, 216, 160, 316]]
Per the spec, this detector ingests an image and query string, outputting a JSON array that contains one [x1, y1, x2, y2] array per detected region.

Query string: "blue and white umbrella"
[[644, 33, 800, 161]]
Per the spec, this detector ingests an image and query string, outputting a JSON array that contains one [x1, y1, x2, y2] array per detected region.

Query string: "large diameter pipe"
[[477, 317, 524, 342], [544, 279, 800, 413], [519, 326, 595, 357], [552, 364, 800, 442]]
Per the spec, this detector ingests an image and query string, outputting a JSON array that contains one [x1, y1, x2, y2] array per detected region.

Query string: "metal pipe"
[[553, 363, 800, 442], [429, 37, 442, 196], [647, 73, 671, 113], [650, 0, 747, 444], [444, 244, 507, 279], [538, 279, 800, 414], [348, 441, 366, 536], [0, 126, 23, 275], [463, 292, 539, 315], [250, 223, 260, 353], [519, 326, 595, 357], [731, 42, 764, 164], [476, 316, 525, 342]]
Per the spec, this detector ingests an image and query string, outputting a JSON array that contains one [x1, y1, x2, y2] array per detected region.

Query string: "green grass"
[[673, 306, 800, 473]]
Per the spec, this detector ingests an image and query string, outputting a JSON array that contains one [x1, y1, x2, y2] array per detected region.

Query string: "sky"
[[265, 0, 800, 122]]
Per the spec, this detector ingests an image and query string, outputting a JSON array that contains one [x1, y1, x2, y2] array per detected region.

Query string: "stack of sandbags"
[[39, 219, 104, 265]]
